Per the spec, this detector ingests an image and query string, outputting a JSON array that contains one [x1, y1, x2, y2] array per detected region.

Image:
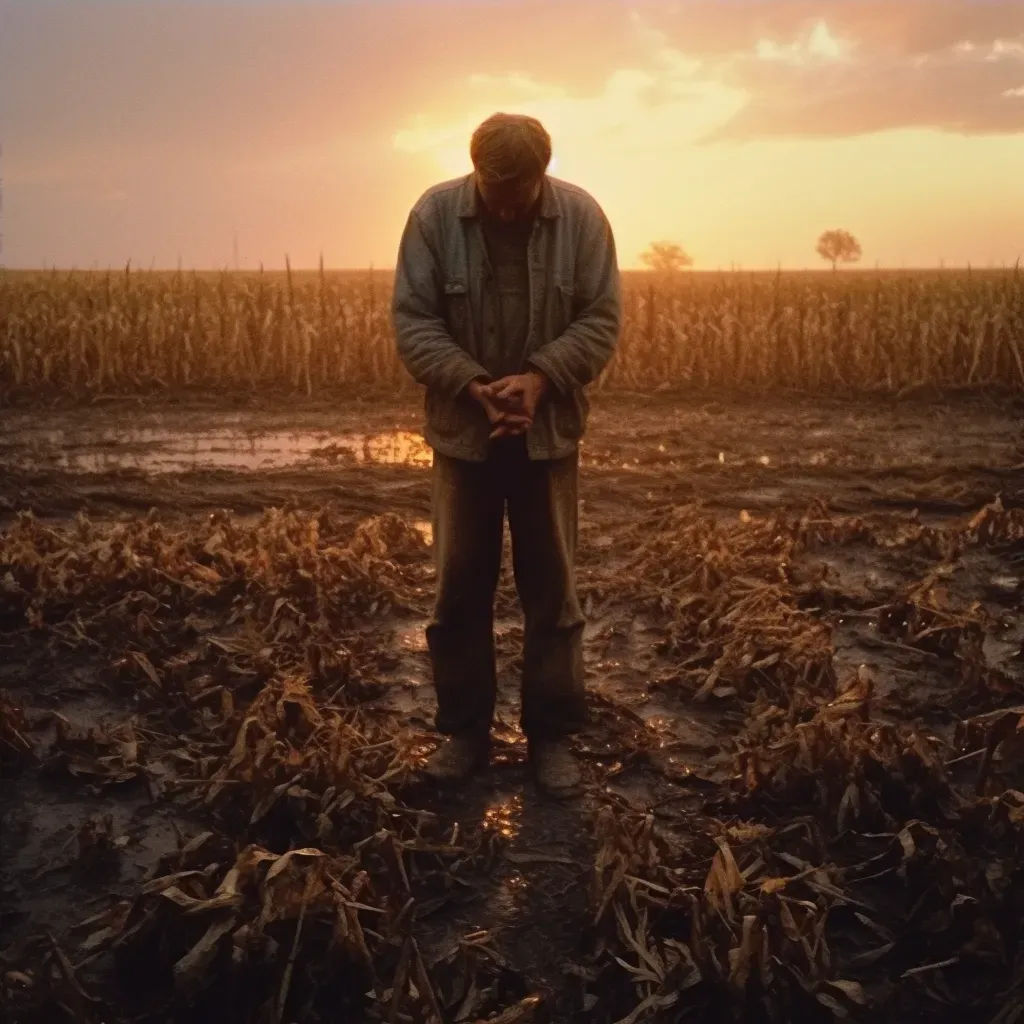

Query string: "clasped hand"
[[468, 371, 550, 439]]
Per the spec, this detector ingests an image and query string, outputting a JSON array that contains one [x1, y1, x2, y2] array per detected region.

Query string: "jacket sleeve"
[[392, 209, 490, 396], [526, 204, 621, 394]]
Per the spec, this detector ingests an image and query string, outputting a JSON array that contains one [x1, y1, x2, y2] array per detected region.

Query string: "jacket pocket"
[[443, 280, 471, 341], [552, 386, 586, 444], [554, 281, 575, 335], [426, 385, 461, 436]]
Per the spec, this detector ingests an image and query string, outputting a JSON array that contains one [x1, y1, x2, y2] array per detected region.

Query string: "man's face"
[[475, 173, 543, 223]]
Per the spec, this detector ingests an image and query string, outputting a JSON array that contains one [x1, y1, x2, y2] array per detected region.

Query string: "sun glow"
[[391, 14, 1024, 271]]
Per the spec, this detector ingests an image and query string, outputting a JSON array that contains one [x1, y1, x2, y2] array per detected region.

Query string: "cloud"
[[392, 27, 749, 178], [754, 19, 855, 65], [609, 2, 1024, 139], [394, 5, 1024, 169], [3, 0, 1022, 269], [630, 1, 1024, 61], [989, 38, 1024, 61], [714, 25, 1024, 140]]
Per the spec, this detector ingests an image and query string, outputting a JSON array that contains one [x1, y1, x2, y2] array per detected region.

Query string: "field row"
[[2, 267, 1022, 398]]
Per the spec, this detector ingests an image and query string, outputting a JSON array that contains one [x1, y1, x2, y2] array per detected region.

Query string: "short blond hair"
[[470, 113, 551, 183]]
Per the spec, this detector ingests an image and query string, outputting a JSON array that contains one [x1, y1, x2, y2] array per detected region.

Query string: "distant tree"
[[640, 241, 694, 274], [816, 229, 862, 271]]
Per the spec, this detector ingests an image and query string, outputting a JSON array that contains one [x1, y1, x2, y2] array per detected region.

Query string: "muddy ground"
[[1, 391, 1022, 1023]]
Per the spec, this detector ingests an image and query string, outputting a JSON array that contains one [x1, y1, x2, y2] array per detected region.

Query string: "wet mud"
[[1, 392, 1022, 1023]]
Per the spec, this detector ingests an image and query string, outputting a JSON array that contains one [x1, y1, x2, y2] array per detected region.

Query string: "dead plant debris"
[[1, 497, 1022, 1023]]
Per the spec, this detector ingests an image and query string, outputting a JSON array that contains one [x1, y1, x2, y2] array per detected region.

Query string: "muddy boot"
[[422, 733, 489, 784], [529, 739, 583, 799]]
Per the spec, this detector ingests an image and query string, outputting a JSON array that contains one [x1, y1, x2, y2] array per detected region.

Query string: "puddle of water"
[[309, 431, 432, 469], [396, 623, 428, 652], [482, 792, 523, 839], [7, 428, 432, 474]]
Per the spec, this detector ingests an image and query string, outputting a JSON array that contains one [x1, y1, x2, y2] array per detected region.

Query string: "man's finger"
[[489, 412, 531, 438], [493, 389, 524, 404], [480, 396, 522, 420], [479, 388, 531, 428], [490, 424, 528, 439]]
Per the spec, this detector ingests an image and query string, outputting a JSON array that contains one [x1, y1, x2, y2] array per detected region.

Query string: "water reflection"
[[395, 623, 428, 652], [482, 792, 523, 839], [10, 425, 860, 476], [311, 431, 431, 468], [7, 427, 432, 474]]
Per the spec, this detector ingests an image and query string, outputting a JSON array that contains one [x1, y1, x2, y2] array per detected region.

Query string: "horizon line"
[[3, 262, 1020, 274], [4, 266, 1019, 278]]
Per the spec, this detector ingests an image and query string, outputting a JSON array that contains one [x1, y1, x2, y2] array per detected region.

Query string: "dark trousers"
[[427, 438, 587, 741]]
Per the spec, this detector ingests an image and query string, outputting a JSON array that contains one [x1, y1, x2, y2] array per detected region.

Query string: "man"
[[391, 112, 621, 798]]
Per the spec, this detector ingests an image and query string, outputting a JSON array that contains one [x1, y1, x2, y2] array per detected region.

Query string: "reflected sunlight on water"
[[311, 430, 432, 468], [482, 792, 523, 839], [8, 427, 433, 474], [395, 622, 428, 652]]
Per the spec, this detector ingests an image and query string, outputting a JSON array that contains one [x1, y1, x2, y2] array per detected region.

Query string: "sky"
[[1, 0, 1023, 270]]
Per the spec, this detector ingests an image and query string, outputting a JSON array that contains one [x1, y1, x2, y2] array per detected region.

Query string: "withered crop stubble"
[[1, 494, 1022, 1023]]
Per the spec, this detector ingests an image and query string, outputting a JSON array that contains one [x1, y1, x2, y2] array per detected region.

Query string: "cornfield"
[[2, 263, 1022, 399]]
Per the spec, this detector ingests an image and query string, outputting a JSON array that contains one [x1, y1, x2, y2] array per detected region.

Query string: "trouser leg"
[[426, 450, 504, 736], [505, 442, 587, 741]]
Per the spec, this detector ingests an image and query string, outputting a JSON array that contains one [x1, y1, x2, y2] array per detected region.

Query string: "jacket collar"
[[457, 174, 560, 220]]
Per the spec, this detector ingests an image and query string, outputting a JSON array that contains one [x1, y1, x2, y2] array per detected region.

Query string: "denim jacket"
[[392, 174, 621, 461]]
